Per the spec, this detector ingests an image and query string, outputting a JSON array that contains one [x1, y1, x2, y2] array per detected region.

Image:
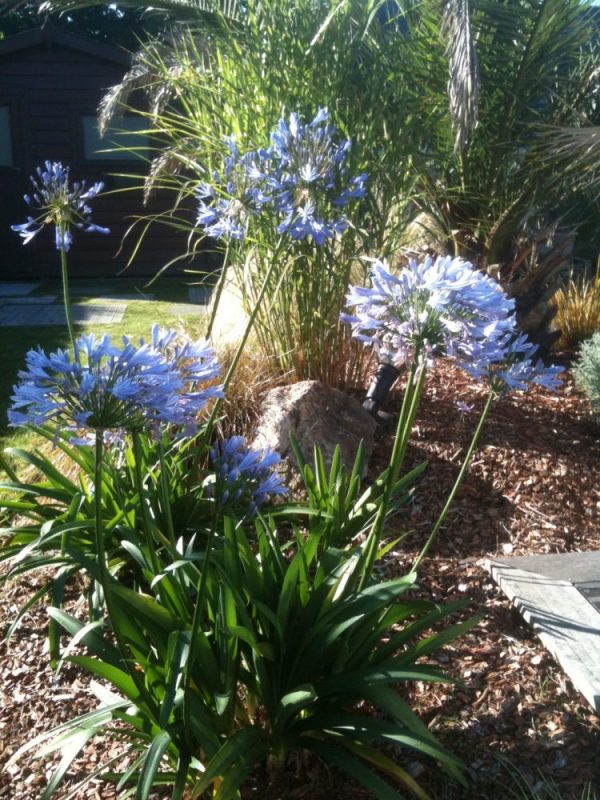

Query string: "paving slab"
[[0, 282, 40, 297], [485, 552, 600, 712], [0, 302, 126, 327]]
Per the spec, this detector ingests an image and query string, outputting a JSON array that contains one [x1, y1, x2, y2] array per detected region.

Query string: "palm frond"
[[442, 0, 479, 153], [535, 125, 600, 194], [34, 0, 242, 24]]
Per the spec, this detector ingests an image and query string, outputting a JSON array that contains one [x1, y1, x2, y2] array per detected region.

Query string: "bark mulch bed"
[[0, 359, 599, 799]]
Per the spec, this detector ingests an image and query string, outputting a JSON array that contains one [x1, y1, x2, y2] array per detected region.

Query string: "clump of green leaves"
[[552, 268, 600, 350], [8, 511, 473, 800], [574, 330, 600, 419]]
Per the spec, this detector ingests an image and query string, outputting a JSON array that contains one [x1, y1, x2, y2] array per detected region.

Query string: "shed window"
[[82, 114, 148, 162], [0, 106, 13, 167]]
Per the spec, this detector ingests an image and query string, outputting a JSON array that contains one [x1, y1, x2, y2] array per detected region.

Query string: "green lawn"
[[0, 277, 210, 467]]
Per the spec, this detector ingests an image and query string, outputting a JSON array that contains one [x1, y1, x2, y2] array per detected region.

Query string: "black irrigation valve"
[[363, 361, 401, 431]]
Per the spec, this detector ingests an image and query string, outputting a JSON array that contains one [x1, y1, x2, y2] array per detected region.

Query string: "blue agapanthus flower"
[[195, 111, 366, 245], [196, 138, 271, 241], [148, 325, 224, 430], [11, 161, 109, 251], [342, 256, 562, 393], [488, 333, 564, 393], [8, 326, 222, 438], [266, 109, 367, 245], [210, 435, 287, 516]]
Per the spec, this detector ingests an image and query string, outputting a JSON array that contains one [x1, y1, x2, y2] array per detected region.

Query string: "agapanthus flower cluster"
[[196, 138, 271, 240], [148, 325, 223, 430], [266, 109, 367, 245], [488, 332, 563, 393], [342, 256, 563, 393], [8, 326, 223, 439], [195, 109, 366, 245], [11, 161, 109, 251], [209, 435, 287, 516]]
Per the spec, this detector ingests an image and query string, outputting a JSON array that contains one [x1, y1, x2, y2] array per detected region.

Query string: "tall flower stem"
[[203, 240, 285, 439], [413, 390, 495, 572], [131, 430, 162, 576], [94, 430, 158, 716], [158, 438, 188, 599], [158, 439, 178, 553], [59, 226, 75, 350], [182, 516, 218, 740], [359, 362, 427, 588], [205, 241, 231, 340], [94, 431, 107, 587], [131, 432, 187, 619]]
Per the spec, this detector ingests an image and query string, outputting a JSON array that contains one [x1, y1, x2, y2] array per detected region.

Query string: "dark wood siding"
[[0, 33, 208, 280]]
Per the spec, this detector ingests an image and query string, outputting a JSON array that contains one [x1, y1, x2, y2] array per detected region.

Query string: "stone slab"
[[498, 551, 600, 583], [485, 552, 600, 712], [0, 302, 126, 327], [0, 282, 40, 297]]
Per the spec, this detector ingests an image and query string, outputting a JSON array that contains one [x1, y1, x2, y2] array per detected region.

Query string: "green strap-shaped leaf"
[[40, 728, 100, 800], [109, 583, 177, 632], [305, 738, 407, 800], [363, 685, 440, 743], [5, 579, 53, 640], [0, 479, 70, 503], [317, 665, 453, 696], [58, 748, 134, 800], [48, 607, 121, 666], [0, 498, 40, 513], [4, 446, 80, 494], [7, 703, 123, 768], [394, 616, 481, 666], [135, 729, 173, 800], [375, 599, 471, 660], [302, 712, 464, 774], [190, 727, 263, 798], [271, 684, 318, 741], [68, 655, 141, 703], [213, 737, 268, 800], [342, 738, 432, 800], [158, 632, 189, 729]]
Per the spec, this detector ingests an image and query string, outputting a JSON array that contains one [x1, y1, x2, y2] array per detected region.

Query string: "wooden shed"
[[0, 23, 200, 279]]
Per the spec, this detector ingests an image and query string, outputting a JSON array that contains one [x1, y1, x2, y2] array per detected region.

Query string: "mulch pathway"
[[1, 358, 599, 799]]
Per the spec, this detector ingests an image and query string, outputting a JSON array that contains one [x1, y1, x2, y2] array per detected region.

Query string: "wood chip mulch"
[[1, 358, 599, 799]]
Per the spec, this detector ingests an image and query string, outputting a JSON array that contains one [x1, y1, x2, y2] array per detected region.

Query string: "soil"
[[1, 359, 599, 800]]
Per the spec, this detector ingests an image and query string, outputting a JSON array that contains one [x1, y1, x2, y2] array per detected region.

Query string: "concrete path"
[[188, 286, 212, 304], [0, 281, 209, 326], [486, 552, 600, 712], [168, 303, 206, 317], [0, 282, 40, 297], [69, 290, 156, 301], [0, 302, 126, 327], [6, 295, 57, 305]]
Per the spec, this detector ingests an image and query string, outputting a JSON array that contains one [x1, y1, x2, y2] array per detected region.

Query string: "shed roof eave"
[[0, 22, 131, 67]]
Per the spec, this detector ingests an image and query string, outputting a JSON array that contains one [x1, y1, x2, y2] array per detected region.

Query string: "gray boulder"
[[253, 380, 376, 480]]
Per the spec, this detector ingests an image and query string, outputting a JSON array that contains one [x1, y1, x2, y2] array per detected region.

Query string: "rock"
[[208, 270, 251, 347], [252, 380, 377, 481]]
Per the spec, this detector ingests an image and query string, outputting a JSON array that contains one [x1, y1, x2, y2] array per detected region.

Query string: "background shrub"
[[552, 265, 600, 349], [574, 329, 600, 418]]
